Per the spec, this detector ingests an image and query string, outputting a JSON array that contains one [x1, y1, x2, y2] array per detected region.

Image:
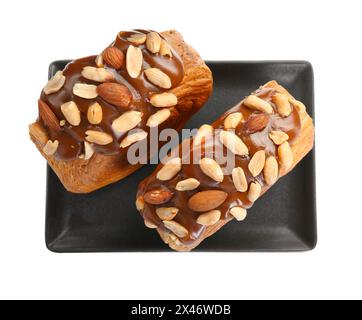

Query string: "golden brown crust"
[[153, 81, 314, 252], [29, 30, 212, 193]]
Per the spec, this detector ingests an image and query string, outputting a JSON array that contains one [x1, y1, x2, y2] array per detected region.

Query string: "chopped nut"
[[157, 157, 182, 181], [199, 158, 224, 182], [43, 71, 66, 95], [60, 101, 81, 126]]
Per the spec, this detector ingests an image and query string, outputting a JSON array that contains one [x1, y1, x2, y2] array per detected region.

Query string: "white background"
[[0, 0, 361, 300]]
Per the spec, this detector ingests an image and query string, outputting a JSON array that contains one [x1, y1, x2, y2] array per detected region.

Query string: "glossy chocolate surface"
[[38, 30, 185, 161], [138, 86, 302, 246]]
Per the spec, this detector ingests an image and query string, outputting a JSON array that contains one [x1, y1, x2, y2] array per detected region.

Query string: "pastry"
[[136, 81, 315, 251], [29, 30, 213, 193]]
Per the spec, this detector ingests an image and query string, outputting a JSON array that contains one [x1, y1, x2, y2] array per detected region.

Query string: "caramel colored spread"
[[138, 86, 302, 246], [38, 30, 185, 161]]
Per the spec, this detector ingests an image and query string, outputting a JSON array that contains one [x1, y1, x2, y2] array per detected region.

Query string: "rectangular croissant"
[[29, 30, 212, 193], [136, 80, 315, 251]]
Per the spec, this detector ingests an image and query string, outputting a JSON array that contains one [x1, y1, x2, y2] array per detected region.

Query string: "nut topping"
[[248, 150, 266, 177], [102, 47, 124, 69], [156, 207, 179, 221], [232, 167, 248, 192], [273, 93, 292, 117], [196, 210, 221, 226], [126, 45, 143, 78], [81, 66, 114, 83], [120, 130, 148, 148], [224, 112, 243, 129], [199, 158, 224, 182], [150, 93, 178, 108], [146, 109, 171, 127], [163, 220, 188, 238], [244, 114, 269, 134], [73, 83, 98, 99], [144, 187, 174, 205], [85, 130, 113, 145], [112, 111, 142, 133], [193, 124, 213, 146], [157, 157, 182, 181], [135, 196, 145, 211], [146, 32, 162, 53], [145, 220, 158, 229], [144, 68, 172, 89], [188, 190, 228, 212], [289, 98, 306, 112], [175, 178, 200, 191], [95, 55, 104, 67], [269, 130, 289, 145], [247, 182, 262, 202], [219, 130, 249, 156], [43, 71, 66, 95], [127, 33, 147, 45], [263, 156, 278, 185], [43, 140, 59, 156], [60, 101, 81, 126], [244, 95, 274, 114], [87, 102, 103, 124], [97, 83, 132, 108], [230, 207, 247, 221], [160, 40, 173, 57], [38, 99, 61, 132], [278, 141, 293, 173], [84, 141, 94, 160]]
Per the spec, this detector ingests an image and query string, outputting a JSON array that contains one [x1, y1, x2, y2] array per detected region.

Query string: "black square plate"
[[45, 60, 317, 252]]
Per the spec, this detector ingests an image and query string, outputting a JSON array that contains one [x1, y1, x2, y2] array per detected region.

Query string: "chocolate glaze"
[[38, 30, 185, 161], [138, 86, 302, 246]]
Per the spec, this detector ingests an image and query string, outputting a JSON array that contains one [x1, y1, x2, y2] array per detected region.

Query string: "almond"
[[60, 101, 81, 126], [160, 40, 172, 57], [278, 141, 293, 173], [73, 83, 98, 99], [38, 99, 61, 132], [135, 196, 145, 211], [87, 102, 103, 125], [247, 182, 262, 202], [112, 111, 142, 133], [244, 95, 274, 114], [163, 220, 188, 238], [144, 68, 172, 89], [126, 45, 143, 78], [146, 32, 162, 53], [199, 158, 224, 182], [273, 93, 292, 117], [248, 150, 266, 177], [84, 141, 94, 160], [43, 71, 66, 95], [144, 187, 174, 205], [175, 178, 200, 191], [244, 114, 269, 134], [156, 207, 179, 221], [269, 130, 289, 145], [224, 112, 243, 129], [85, 130, 113, 145], [95, 54, 104, 67], [230, 207, 247, 221], [81, 66, 114, 83], [264, 156, 278, 185], [188, 190, 228, 212], [127, 33, 146, 45], [219, 130, 249, 156], [196, 210, 221, 226], [97, 83, 132, 108], [120, 130, 148, 148], [150, 93, 178, 108], [232, 167, 248, 192], [43, 140, 59, 156], [145, 220, 158, 229], [157, 157, 182, 181], [193, 124, 213, 146], [146, 109, 171, 127], [102, 47, 124, 69]]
